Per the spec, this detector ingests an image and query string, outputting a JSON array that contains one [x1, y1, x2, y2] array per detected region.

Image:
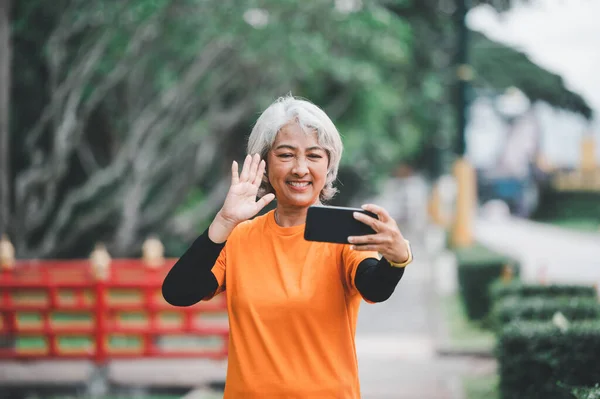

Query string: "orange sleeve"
[[341, 245, 380, 296], [203, 242, 227, 300]]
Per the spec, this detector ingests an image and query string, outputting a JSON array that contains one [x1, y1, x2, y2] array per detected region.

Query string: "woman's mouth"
[[287, 181, 311, 192]]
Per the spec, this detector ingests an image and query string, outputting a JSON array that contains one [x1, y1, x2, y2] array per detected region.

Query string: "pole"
[[0, 0, 11, 237], [450, 0, 476, 248], [455, 0, 469, 157]]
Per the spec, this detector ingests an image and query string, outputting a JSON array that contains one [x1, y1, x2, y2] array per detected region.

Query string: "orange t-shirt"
[[207, 209, 379, 398]]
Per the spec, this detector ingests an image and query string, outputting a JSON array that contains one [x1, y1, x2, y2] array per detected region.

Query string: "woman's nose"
[[292, 157, 309, 175]]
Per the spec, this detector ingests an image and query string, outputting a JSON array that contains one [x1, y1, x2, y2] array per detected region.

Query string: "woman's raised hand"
[[219, 154, 276, 226], [209, 154, 275, 243]]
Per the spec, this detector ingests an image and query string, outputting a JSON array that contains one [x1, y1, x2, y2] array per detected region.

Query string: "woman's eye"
[[309, 154, 323, 158], [278, 153, 293, 158]]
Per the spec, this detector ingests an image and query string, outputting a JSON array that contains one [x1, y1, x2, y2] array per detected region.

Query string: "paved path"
[[474, 215, 600, 287], [355, 238, 495, 399]]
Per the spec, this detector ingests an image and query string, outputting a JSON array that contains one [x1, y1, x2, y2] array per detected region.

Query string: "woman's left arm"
[[349, 204, 413, 303]]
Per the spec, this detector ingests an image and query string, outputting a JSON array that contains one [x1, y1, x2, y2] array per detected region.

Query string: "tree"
[[471, 30, 592, 119], [0, 0, 10, 237], [5, 0, 592, 258], [6, 0, 419, 257]]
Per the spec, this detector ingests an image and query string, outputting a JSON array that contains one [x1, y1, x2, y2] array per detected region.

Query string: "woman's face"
[[267, 122, 329, 208]]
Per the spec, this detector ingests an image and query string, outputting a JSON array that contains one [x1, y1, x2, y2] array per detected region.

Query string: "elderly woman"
[[162, 95, 413, 399]]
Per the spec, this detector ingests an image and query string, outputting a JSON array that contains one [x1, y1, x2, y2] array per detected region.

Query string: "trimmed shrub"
[[572, 385, 600, 399], [532, 188, 600, 221], [498, 320, 600, 399], [455, 244, 518, 321], [490, 295, 600, 331], [490, 280, 598, 304]]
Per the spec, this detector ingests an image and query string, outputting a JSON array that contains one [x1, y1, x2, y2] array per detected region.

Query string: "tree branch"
[[166, 179, 230, 241], [28, 39, 235, 256]]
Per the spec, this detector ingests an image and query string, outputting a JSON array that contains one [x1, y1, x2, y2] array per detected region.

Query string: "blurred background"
[[1, 0, 599, 398]]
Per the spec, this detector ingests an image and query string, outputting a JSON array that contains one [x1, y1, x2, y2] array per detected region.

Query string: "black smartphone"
[[304, 205, 378, 244]]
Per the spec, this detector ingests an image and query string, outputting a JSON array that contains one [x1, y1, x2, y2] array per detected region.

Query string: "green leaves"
[[471, 30, 593, 119]]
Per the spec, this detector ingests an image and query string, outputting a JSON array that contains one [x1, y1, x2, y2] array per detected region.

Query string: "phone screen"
[[304, 205, 377, 244]]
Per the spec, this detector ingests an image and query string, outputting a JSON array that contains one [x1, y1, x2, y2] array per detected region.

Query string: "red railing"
[[0, 259, 228, 364]]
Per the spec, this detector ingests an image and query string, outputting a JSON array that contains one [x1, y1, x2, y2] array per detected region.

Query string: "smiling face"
[[267, 122, 329, 208]]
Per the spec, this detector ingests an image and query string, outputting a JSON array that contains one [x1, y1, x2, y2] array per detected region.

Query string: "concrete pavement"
[[474, 215, 600, 288], [355, 238, 496, 399]]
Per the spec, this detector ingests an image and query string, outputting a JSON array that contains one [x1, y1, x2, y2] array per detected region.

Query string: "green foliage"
[[471, 31, 593, 119], [9, 0, 431, 256], [572, 385, 600, 399], [497, 321, 600, 399], [550, 219, 600, 233], [454, 244, 518, 321], [454, 243, 512, 265], [532, 189, 600, 222], [463, 374, 499, 399], [7, 0, 594, 256], [490, 281, 598, 304], [490, 296, 600, 332]]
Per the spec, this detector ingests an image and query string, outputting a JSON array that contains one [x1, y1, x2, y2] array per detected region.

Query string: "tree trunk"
[[0, 0, 11, 237]]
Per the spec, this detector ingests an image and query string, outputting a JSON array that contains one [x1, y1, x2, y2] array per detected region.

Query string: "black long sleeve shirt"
[[162, 229, 406, 306]]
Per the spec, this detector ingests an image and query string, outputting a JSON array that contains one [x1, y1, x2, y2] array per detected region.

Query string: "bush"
[[490, 280, 598, 304], [490, 296, 600, 331], [532, 188, 600, 221], [498, 320, 600, 399], [572, 385, 600, 399], [454, 244, 518, 321]]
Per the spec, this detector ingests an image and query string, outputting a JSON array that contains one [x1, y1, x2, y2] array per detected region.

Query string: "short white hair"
[[247, 95, 343, 202]]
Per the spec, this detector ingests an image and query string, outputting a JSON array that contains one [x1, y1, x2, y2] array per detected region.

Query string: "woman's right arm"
[[162, 154, 274, 307], [161, 227, 226, 307]]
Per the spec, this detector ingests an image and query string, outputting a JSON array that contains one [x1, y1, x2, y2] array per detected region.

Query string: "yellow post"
[[501, 264, 514, 283], [450, 157, 476, 248], [581, 134, 597, 172], [427, 183, 448, 227]]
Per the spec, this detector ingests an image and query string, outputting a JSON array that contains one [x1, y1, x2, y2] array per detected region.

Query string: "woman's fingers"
[[348, 234, 387, 245], [248, 154, 260, 183], [239, 154, 252, 182], [231, 160, 239, 185], [255, 193, 276, 211], [361, 203, 391, 223], [352, 211, 382, 232], [253, 159, 266, 186]]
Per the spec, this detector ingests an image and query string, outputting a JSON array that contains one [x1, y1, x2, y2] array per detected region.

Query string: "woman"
[[162, 95, 413, 398]]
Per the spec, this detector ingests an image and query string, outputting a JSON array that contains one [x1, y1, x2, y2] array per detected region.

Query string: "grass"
[[548, 218, 600, 233], [439, 293, 496, 354], [463, 374, 499, 399]]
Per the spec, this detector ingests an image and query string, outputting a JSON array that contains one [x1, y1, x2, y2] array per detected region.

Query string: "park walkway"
[[474, 215, 600, 287], [353, 177, 495, 399]]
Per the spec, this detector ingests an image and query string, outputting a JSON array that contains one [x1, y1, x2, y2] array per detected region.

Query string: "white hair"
[[247, 94, 343, 202]]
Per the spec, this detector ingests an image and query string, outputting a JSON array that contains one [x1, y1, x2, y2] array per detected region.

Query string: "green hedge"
[[454, 244, 518, 321], [490, 281, 598, 304], [572, 385, 600, 399], [490, 296, 600, 331], [498, 321, 600, 399], [532, 189, 600, 221]]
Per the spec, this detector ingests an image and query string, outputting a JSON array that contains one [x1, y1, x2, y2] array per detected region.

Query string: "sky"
[[467, 0, 600, 165]]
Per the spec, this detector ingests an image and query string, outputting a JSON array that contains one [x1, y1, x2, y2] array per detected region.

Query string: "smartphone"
[[304, 205, 378, 244]]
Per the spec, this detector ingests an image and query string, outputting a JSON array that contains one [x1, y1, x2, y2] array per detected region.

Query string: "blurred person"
[[162, 95, 413, 399]]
